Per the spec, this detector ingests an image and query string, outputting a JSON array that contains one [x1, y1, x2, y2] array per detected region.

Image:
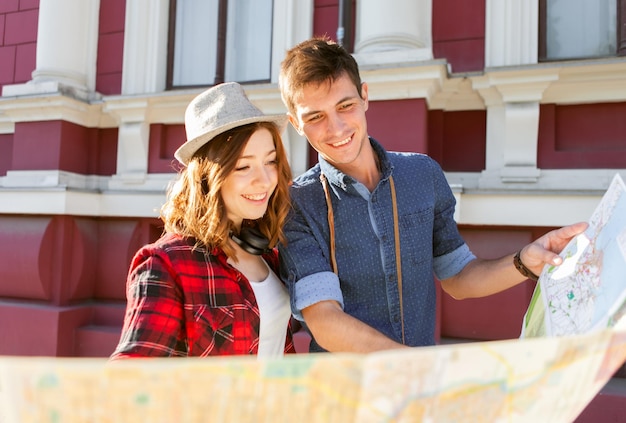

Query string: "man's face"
[[288, 73, 369, 170]]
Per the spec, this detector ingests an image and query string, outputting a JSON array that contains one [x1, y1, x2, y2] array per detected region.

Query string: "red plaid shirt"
[[111, 233, 295, 358]]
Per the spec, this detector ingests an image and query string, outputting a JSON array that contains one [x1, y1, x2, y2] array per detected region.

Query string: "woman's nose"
[[252, 165, 272, 185]]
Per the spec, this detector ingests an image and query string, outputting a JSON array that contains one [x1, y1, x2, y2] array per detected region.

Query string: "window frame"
[[539, 0, 626, 61], [165, 0, 272, 90]]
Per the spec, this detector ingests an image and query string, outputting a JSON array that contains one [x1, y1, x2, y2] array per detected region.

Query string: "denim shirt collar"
[[318, 137, 393, 191]]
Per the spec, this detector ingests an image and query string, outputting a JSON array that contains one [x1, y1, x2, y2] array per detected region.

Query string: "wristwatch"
[[513, 250, 539, 281]]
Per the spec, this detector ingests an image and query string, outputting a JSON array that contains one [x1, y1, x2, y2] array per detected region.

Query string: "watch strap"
[[514, 250, 539, 281]]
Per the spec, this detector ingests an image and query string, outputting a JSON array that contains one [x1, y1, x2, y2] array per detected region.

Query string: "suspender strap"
[[389, 176, 405, 344], [320, 173, 338, 274], [321, 173, 405, 344]]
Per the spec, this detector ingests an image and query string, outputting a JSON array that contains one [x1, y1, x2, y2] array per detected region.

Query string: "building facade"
[[1, 0, 625, 420]]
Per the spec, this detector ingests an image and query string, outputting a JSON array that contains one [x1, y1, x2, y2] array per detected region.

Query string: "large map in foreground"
[[2, 325, 626, 423], [2, 176, 626, 423], [522, 173, 626, 338]]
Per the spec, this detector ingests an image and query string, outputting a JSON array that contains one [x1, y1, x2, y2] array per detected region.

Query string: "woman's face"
[[221, 127, 278, 229]]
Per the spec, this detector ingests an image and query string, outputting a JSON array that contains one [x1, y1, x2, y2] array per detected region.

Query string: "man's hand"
[[519, 222, 588, 275]]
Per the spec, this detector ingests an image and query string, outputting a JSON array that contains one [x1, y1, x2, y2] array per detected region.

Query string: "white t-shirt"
[[249, 262, 291, 357]]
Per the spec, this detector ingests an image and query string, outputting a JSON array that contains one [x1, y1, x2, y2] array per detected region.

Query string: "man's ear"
[[361, 82, 369, 111], [288, 114, 305, 136]]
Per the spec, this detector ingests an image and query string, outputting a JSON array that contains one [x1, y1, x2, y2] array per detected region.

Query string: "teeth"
[[243, 193, 266, 201], [332, 137, 350, 147]]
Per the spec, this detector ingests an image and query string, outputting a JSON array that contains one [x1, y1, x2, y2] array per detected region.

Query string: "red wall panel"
[[0, 216, 98, 305], [440, 226, 551, 340], [0, 216, 53, 301], [538, 103, 626, 169], [12, 121, 118, 175], [0, 12, 5, 43], [20, 0, 40, 10], [428, 109, 486, 172], [3, 7, 37, 44], [433, 39, 485, 73], [367, 98, 428, 153], [98, 0, 125, 33], [96, 0, 125, 94], [97, 32, 124, 74], [0, 303, 93, 356], [93, 127, 118, 176], [0, 133, 12, 175], [433, 0, 485, 40], [95, 218, 163, 300], [148, 124, 185, 174], [0, 2, 37, 91], [0, 45, 15, 84], [13, 40, 35, 82], [0, 1, 19, 14], [432, 0, 485, 73], [38, 216, 99, 305]]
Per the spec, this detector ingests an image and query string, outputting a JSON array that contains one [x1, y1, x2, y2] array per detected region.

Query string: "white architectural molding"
[[2, 0, 101, 101], [0, 94, 112, 128], [472, 69, 558, 184], [271, 0, 313, 84], [122, 0, 169, 95], [456, 192, 600, 227], [355, 0, 431, 55], [1, 170, 103, 190], [358, 62, 447, 104], [103, 99, 150, 181], [0, 189, 165, 217], [353, 0, 432, 67], [486, 0, 538, 67], [541, 59, 626, 105], [4, 169, 624, 222]]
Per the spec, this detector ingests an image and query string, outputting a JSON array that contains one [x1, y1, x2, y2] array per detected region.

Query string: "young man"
[[278, 37, 587, 353]]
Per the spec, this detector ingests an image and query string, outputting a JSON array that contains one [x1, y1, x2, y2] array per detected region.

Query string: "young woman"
[[111, 82, 295, 358]]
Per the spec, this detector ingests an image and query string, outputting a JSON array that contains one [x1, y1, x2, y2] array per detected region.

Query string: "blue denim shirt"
[[279, 138, 475, 351]]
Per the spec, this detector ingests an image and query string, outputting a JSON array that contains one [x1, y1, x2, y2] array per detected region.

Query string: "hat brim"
[[174, 114, 288, 165]]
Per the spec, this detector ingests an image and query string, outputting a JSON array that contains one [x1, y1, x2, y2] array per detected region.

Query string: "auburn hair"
[[161, 121, 292, 260]]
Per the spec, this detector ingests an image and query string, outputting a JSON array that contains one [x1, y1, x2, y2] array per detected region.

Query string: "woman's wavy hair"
[[161, 121, 292, 260]]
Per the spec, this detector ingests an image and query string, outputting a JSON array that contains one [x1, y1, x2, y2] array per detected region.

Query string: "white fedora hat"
[[175, 82, 288, 165]]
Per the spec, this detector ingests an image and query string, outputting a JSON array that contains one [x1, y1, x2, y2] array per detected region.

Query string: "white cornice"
[[1, 58, 625, 129], [0, 93, 113, 127]]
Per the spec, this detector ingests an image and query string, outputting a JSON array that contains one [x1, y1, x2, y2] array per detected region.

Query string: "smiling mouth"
[[243, 193, 267, 201], [331, 137, 351, 147]]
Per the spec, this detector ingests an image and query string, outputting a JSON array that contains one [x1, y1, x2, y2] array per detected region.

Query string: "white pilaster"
[[481, 0, 545, 186], [103, 100, 150, 186], [122, 0, 169, 95], [2, 0, 100, 100], [485, 0, 539, 67], [272, 0, 313, 84], [474, 69, 558, 186]]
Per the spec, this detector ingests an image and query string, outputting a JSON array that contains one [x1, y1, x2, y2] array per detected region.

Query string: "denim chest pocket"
[[399, 206, 434, 266]]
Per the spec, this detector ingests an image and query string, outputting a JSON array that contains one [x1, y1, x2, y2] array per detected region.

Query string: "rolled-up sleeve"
[[279, 180, 345, 321]]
